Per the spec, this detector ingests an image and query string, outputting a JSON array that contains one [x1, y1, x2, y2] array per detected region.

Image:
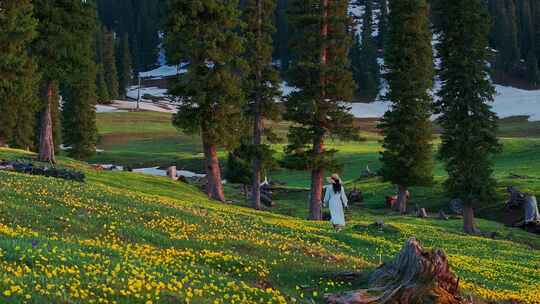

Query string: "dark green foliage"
[[433, 0, 501, 208], [103, 28, 119, 101], [61, 2, 99, 160], [378, 0, 388, 50], [0, 0, 39, 149], [225, 141, 277, 184], [535, 0, 540, 66], [117, 34, 132, 98], [379, 0, 434, 188], [518, 0, 535, 58], [527, 50, 539, 85], [243, 0, 282, 208], [286, 0, 356, 219], [165, 0, 246, 148], [350, 0, 380, 101], [274, 0, 291, 71], [225, 150, 252, 186], [96, 0, 161, 72], [285, 0, 356, 165], [33, 0, 99, 159], [96, 69, 110, 104], [494, 0, 520, 73], [94, 25, 110, 104]]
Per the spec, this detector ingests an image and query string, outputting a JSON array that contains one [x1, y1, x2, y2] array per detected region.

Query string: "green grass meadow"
[[0, 111, 538, 303]]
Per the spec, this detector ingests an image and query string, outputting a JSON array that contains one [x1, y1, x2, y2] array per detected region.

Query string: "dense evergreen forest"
[[95, 0, 163, 73], [93, 0, 540, 93]]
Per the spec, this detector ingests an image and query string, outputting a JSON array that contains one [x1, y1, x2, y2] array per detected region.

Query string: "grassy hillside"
[[1, 148, 539, 303], [91, 112, 540, 223]]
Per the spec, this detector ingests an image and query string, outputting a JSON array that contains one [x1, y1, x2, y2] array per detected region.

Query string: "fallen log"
[[325, 238, 464, 304]]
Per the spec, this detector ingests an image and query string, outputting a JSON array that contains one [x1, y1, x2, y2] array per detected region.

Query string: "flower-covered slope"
[[0, 148, 539, 303]]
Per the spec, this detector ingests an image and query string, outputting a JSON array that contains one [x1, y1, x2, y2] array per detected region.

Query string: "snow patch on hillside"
[[347, 85, 540, 121], [139, 65, 186, 79]]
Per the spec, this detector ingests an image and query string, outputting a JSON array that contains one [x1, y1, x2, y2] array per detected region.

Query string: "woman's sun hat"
[[327, 173, 341, 184]]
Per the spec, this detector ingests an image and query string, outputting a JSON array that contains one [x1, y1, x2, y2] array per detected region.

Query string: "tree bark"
[[38, 81, 56, 164], [463, 204, 477, 234], [308, 0, 329, 221], [251, 0, 264, 210], [310, 133, 325, 220], [0, 137, 6, 147], [325, 238, 463, 304], [396, 185, 408, 214], [202, 135, 225, 202]]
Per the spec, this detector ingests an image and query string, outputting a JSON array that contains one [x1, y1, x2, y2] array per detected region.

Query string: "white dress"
[[323, 185, 348, 226]]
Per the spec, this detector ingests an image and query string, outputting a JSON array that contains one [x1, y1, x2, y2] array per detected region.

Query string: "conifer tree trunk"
[[463, 204, 477, 234], [202, 133, 225, 202], [396, 185, 408, 214], [39, 81, 56, 164], [252, 111, 263, 209], [310, 133, 325, 220], [0, 138, 6, 147], [251, 0, 264, 210], [307, 0, 329, 221]]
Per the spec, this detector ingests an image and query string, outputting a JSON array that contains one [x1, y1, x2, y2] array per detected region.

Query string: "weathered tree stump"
[[167, 166, 178, 180], [524, 195, 540, 224], [325, 238, 463, 304]]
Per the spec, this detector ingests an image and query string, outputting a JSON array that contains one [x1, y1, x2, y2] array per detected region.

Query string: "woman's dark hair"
[[332, 179, 342, 194]]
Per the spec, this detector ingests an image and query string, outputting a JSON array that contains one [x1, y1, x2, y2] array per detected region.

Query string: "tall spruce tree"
[[535, 0, 540, 69], [62, 2, 99, 159], [96, 0, 162, 72], [434, 0, 501, 234], [103, 28, 119, 101], [378, 0, 388, 50], [0, 0, 39, 149], [351, 0, 380, 100], [274, 0, 291, 71], [379, 0, 434, 214], [117, 33, 132, 98], [519, 0, 535, 58], [493, 0, 521, 74], [33, 0, 100, 163], [95, 25, 110, 104], [527, 50, 540, 85], [286, 0, 356, 220], [244, 0, 282, 210], [165, 0, 246, 202]]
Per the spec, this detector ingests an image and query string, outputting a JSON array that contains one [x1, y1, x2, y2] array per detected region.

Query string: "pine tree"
[[378, 0, 388, 50], [165, 0, 246, 202], [94, 25, 110, 104], [519, 0, 535, 58], [61, 1, 98, 160], [286, 0, 356, 220], [274, 0, 291, 71], [96, 0, 161, 72], [433, 0, 501, 234], [33, 0, 99, 163], [243, 0, 282, 209], [0, 0, 39, 149], [103, 28, 119, 101], [117, 33, 132, 98], [493, 0, 521, 74], [96, 69, 110, 103], [535, 0, 540, 68], [527, 50, 539, 85], [350, 0, 380, 101], [379, 0, 434, 214]]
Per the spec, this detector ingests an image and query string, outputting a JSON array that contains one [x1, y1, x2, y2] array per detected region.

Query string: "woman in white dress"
[[323, 174, 348, 230]]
